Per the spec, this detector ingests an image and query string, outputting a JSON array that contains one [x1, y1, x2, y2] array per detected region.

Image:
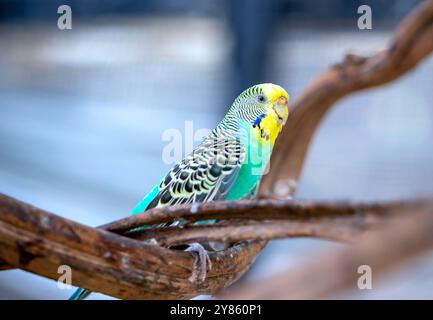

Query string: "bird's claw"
[[186, 242, 212, 283]]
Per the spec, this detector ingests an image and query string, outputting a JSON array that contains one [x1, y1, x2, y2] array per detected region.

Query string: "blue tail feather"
[[69, 288, 92, 300]]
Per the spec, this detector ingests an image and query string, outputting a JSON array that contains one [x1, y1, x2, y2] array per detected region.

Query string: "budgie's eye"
[[257, 95, 267, 103]]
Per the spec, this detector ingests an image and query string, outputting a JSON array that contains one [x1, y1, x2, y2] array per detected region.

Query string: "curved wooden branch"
[[101, 198, 413, 233], [0, 193, 265, 299], [126, 220, 379, 246], [259, 0, 433, 199], [219, 206, 433, 299], [104, 198, 433, 246], [2, 191, 432, 299]]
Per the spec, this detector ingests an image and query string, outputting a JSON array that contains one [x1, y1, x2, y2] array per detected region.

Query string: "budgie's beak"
[[273, 96, 289, 126]]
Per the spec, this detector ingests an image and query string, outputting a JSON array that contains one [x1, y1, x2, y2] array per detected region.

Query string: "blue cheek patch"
[[252, 113, 266, 128]]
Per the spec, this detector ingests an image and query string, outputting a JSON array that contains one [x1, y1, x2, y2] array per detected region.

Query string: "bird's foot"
[[186, 242, 212, 283]]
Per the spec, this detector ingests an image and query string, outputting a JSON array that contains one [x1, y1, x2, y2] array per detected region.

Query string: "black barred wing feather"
[[147, 135, 245, 209]]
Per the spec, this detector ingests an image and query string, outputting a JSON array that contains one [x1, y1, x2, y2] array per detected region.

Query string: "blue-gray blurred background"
[[1, 0, 433, 299]]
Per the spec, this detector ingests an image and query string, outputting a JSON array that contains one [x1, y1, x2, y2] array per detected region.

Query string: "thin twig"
[[103, 199, 433, 247], [101, 198, 411, 233]]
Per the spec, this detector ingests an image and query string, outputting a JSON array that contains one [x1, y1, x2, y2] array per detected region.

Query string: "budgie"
[[69, 83, 289, 300]]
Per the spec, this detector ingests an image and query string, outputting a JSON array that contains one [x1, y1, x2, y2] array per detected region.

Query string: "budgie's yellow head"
[[229, 83, 289, 145]]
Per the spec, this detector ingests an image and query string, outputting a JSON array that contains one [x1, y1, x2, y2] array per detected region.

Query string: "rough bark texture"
[[0, 193, 265, 299], [109, 199, 433, 246], [219, 207, 433, 299], [1, 0, 433, 299]]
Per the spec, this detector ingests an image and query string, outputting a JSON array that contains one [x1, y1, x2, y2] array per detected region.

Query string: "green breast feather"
[[226, 135, 272, 200]]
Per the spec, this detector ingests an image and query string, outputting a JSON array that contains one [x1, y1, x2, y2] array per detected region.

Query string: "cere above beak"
[[273, 96, 289, 124], [276, 96, 288, 106]]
